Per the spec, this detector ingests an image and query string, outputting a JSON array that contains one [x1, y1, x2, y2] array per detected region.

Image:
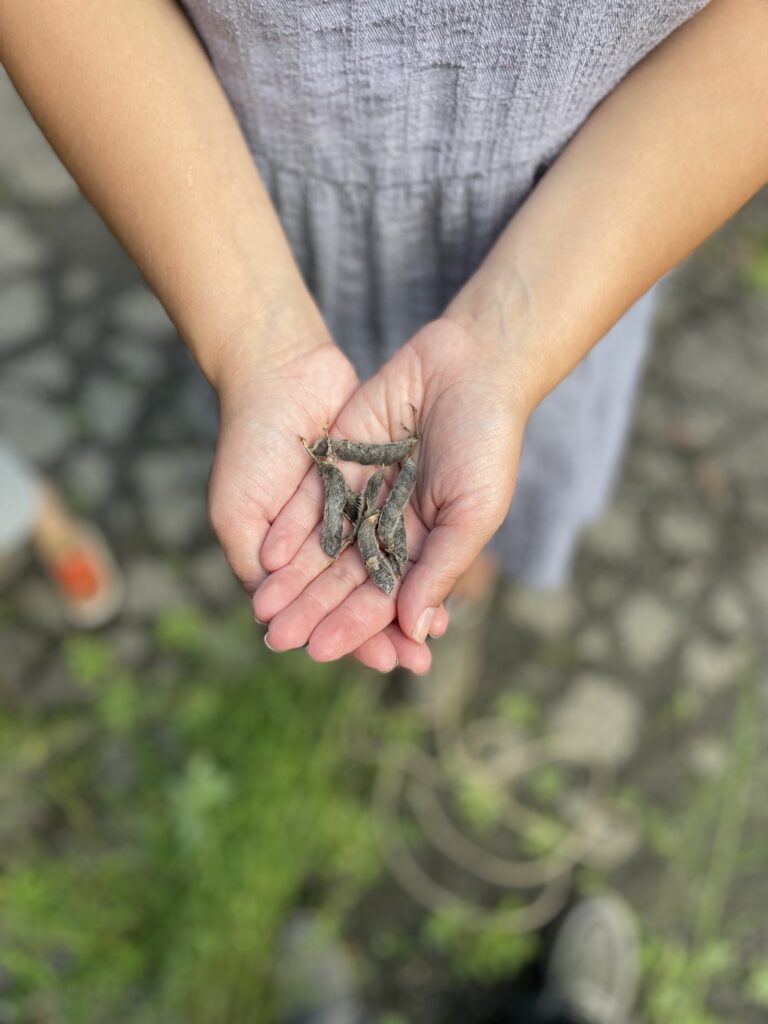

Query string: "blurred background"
[[1, 63, 768, 1024]]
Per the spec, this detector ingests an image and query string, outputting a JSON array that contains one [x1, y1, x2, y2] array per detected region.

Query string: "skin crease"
[[3, 0, 766, 669]]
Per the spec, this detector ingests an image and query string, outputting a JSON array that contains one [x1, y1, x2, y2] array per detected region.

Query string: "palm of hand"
[[208, 342, 358, 592], [255, 317, 525, 668]]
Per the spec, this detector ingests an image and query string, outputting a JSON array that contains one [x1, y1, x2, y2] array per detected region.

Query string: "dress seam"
[[250, 149, 532, 190]]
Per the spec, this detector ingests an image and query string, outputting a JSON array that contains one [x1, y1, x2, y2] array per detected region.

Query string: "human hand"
[[254, 316, 529, 664], [208, 329, 443, 673]]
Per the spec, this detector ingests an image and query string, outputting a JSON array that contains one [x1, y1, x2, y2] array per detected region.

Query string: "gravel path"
[[2, 66, 768, 1022]]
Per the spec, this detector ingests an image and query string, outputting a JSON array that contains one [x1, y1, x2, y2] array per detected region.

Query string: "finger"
[[429, 604, 449, 638], [382, 622, 432, 674], [259, 467, 325, 572], [349, 632, 399, 673], [397, 520, 489, 643], [253, 522, 334, 623], [262, 543, 369, 651], [305, 576, 402, 662], [259, 502, 449, 656]]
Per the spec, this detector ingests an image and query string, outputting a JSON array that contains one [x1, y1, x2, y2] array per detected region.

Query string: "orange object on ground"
[[51, 547, 103, 600]]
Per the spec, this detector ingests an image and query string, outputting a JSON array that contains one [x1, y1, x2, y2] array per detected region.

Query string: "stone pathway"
[[2, 66, 768, 1022]]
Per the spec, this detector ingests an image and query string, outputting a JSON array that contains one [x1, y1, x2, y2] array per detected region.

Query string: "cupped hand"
[[207, 336, 440, 673], [255, 315, 530, 664]]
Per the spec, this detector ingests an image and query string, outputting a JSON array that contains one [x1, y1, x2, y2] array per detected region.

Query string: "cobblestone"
[[547, 674, 643, 768], [82, 375, 141, 443], [112, 286, 173, 339], [15, 577, 65, 633], [0, 393, 75, 463], [685, 736, 728, 780], [707, 584, 751, 637], [655, 508, 717, 558], [504, 585, 579, 638], [64, 449, 114, 507], [124, 560, 189, 620], [109, 337, 166, 383], [59, 266, 100, 306], [682, 637, 749, 696], [618, 592, 681, 670], [576, 626, 612, 661], [0, 279, 49, 349], [188, 546, 240, 604], [0, 211, 47, 276], [583, 503, 640, 560], [5, 348, 73, 391]]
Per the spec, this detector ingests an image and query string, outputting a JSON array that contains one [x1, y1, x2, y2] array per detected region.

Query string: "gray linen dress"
[[178, 0, 710, 587]]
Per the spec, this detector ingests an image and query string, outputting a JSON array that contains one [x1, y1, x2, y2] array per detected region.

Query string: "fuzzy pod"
[[309, 433, 419, 467], [377, 458, 416, 574], [343, 468, 385, 548], [344, 487, 363, 524], [357, 512, 397, 596], [362, 467, 385, 515], [316, 460, 347, 559]]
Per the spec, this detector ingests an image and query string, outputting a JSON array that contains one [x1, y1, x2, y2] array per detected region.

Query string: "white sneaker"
[[539, 892, 641, 1024]]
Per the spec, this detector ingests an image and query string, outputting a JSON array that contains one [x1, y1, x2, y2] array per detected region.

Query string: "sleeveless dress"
[[178, 0, 710, 587]]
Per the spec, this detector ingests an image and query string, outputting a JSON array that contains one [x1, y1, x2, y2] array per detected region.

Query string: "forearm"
[[0, 0, 329, 391], [444, 0, 768, 412]]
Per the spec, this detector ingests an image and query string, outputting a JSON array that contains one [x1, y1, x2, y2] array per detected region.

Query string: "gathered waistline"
[[250, 147, 535, 191]]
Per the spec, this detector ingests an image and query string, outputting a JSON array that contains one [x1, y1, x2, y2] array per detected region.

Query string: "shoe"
[[39, 521, 124, 629], [272, 911, 372, 1024], [538, 892, 641, 1024]]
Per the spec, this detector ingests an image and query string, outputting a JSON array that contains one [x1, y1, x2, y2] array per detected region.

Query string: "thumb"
[[397, 515, 496, 643]]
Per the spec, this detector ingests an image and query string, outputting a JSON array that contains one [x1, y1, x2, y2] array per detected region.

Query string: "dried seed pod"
[[357, 511, 397, 596], [316, 460, 347, 559], [300, 434, 348, 559], [308, 409, 420, 467], [362, 467, 385, 515], [308, 434, 418, 467], [343, 487, 362, 524], [377, 458, 417, 575], [342, 467, 385, 548]]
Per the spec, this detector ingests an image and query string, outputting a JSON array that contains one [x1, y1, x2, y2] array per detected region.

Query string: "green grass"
[[0, 606, 383, 1024], [639, 659, 762, 1023], [743, 235, 768, 292]]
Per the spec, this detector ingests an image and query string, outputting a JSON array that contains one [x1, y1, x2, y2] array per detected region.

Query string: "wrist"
[[441, 266, 549, 417], [185, 281, 335, 401]]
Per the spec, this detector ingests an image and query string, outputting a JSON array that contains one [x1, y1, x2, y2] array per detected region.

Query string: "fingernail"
[[412, 607, 436, 644], [264, 633, 276, 652], [254, 615, 265, 625]]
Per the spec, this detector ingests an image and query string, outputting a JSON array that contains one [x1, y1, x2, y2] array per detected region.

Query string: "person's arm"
[[0, 0, 447, 674], [253, 0, 768, 653], [0, 0, 328, 390], [254, 0, 768, 654], [443, 0, 768, 414]]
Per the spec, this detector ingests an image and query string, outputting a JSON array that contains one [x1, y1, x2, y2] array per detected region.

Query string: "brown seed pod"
[[357, 511, 397, 596], [339, 467, 385, 552], [301, 433, 347, 560], [307, 407, 420, 467], [309, 435, 418, 467], [343, 487, 362, 524], [377, 458, 416, 576], [316, 460, 347, 559]]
